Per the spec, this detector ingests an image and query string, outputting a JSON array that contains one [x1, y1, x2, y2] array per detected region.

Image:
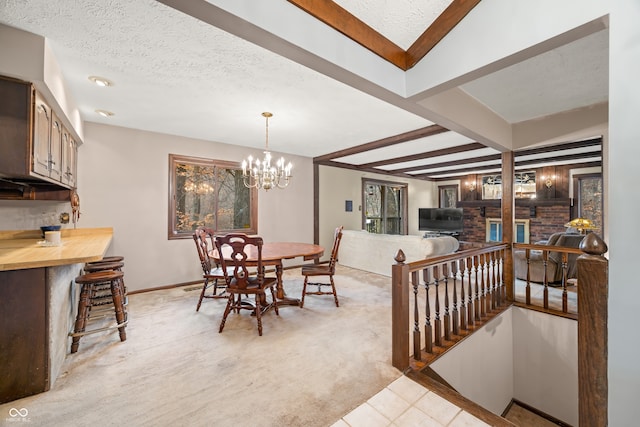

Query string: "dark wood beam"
[[393, 153, 502, 174], [313, 124, 448, 163], [286, 0, 406, 69], [405, 0, 482, 69], [359, 143, 487, 169], [515, 137, 602, 157]]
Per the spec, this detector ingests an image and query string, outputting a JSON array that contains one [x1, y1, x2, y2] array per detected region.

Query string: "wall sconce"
[[541, 175, 556, 188], [466, 181, 476, 191]]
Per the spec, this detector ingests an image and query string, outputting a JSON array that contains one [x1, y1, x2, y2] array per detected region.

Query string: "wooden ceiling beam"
[[358, 142, 486, 168], [286, 0, 406, 69], [287, 0, 481, 70], [405, 0, 482, 69], [313, 124, 449, 162]]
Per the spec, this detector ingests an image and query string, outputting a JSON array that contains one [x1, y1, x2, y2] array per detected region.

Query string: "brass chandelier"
[[242, 112, 292, 191]]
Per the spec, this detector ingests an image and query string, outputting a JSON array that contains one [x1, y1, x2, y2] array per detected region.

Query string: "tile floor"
[[331, 375, 490, 427]]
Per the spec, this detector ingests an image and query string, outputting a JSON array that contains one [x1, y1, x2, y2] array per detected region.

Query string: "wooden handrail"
[[391, 234, 609, 425], [392, 243, 509, 371]]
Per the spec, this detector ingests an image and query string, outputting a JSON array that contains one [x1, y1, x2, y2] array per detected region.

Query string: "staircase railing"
[[391, 243, 510, 371], [391, 234, 609, 426]]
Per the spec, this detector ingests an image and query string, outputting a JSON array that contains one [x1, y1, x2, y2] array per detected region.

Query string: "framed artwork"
[[439, 185, 458, 208]]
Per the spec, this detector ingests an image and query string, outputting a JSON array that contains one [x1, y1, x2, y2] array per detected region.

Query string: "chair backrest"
[[328, 226, 344, 271], [215, 233, 265, 291], [192, 226, 216, 275]]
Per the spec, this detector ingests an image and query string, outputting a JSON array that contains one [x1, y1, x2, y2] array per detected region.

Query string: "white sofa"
[[338, 230, 460, 277]]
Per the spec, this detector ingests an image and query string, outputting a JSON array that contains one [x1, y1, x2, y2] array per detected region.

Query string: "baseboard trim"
[[127, 264, 304, 295]]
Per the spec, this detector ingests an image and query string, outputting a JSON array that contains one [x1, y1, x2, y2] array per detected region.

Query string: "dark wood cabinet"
[[0, 268, 48, 403], [0, 75, 79, 199]]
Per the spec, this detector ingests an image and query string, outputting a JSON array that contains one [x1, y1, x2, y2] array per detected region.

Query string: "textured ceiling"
[[0, 0, 608, 179]]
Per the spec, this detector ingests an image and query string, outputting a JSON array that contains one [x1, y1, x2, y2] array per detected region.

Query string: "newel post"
[[391, 249, 410, 371], [577, 233, 608, 427]]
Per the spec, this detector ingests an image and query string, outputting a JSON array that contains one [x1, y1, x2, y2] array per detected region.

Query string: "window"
[[574, 173, 603, 235], [485, 218, 530, 243], [481, 172, 537, 200], [438, 185, 458, 208], [362, 179, 407, 235], [168, 154, 257, 239]]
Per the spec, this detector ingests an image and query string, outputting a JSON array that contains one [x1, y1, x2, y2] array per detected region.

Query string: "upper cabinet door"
[[32, 92, 51, 177], [61, 129, 77, 188], [49, 112, 63, 182]]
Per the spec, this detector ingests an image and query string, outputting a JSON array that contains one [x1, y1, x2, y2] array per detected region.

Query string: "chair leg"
[[255, 294, 263, 336], [300, 276, 309, 308], [330, 276, 339, 307], [270, 286, 279, 315], [219, 294, 233, 333], [196, 278, 209, 312]]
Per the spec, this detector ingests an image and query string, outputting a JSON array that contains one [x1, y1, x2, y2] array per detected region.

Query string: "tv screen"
[[418, 208, 463, 232]]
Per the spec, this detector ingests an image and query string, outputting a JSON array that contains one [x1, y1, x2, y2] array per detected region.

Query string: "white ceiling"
[[0, 0, 608, 179]]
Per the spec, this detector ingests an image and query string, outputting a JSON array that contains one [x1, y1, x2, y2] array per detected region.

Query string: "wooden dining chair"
[[215, 233, 279, 336], [192, 227, 230, 311], [300, 226, 343, 308]]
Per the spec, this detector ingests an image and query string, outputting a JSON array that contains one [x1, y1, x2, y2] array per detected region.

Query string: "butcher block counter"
[[0, 227, 113, 271], [0, 227, 113, 404]]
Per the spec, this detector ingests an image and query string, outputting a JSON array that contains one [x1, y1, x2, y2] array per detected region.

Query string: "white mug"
[[45, 231, 61, 245]]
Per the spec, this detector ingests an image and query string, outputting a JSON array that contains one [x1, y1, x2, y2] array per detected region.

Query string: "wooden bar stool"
[[70, 270, 128, 353], [84, 261, 127, 298]]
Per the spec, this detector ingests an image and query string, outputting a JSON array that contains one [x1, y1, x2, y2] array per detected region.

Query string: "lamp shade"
[[564, 218, 597, 233]]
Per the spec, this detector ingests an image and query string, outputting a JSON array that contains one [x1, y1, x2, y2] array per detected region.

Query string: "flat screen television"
[[418, 208, 463, 233]]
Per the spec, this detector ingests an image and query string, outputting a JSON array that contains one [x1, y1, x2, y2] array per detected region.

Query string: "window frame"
[[361, 178, 408, 235], [168, 154, 258, 240]]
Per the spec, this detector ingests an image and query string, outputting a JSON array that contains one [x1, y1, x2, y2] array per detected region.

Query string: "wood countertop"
[[0, 227, 113, 271]]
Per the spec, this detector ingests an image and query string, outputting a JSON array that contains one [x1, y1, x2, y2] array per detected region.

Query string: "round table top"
[[212, 241, 324, 263]]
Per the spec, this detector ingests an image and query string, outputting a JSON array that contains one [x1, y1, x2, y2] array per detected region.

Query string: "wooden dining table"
[[212, 241, 324, 307]]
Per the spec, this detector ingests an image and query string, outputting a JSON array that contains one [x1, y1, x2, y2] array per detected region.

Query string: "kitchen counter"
[[0, 227, 113, 271], [0, 227, 113, 403]]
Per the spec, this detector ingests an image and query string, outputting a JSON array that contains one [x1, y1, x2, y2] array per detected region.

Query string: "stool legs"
[[71, 283, 92, 353], [70, 270, 128, 353], [110, 277, 127, 341]]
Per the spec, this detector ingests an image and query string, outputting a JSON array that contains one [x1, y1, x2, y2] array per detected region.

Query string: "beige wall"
[[317, 165, 438, 256], [72, 122, 314, 292]]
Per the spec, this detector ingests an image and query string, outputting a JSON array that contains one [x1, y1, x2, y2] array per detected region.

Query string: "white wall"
[[512, 308, 578, 426], [431, 310, 515, 415], [317, 164, 437, 256], [608, 1, 640, 424], [68, 122, 314, 292], [431, 307, 578, 425]]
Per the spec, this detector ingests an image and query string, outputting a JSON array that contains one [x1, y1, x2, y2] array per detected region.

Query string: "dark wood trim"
[[313, 162, 319, 245], [502, 152, 515, 301], [577, 240, 608, 427], [313, 124, 448, 162], [287, 0, 480, 71], [286, 0, 407, 69], [507, 399, 573, 427], [406, 372, 516, 426], [515, 137, 602, 157], [457, 198, 572, 208], [405, 0, 482, 69]]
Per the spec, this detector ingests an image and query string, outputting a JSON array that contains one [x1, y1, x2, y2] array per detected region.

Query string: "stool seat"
[[84, 261, 124, 272], [87, 256, 124, 264], [70, 270, 128, 353], [83, 261, 127, 299]]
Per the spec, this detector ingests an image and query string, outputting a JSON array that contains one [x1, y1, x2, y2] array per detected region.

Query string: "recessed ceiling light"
[[88, 76, 113, 87], [95, 109, 114, 118]]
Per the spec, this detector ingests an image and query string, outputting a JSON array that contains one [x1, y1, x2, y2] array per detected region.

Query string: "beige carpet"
[[0, 266, 402, 427]]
